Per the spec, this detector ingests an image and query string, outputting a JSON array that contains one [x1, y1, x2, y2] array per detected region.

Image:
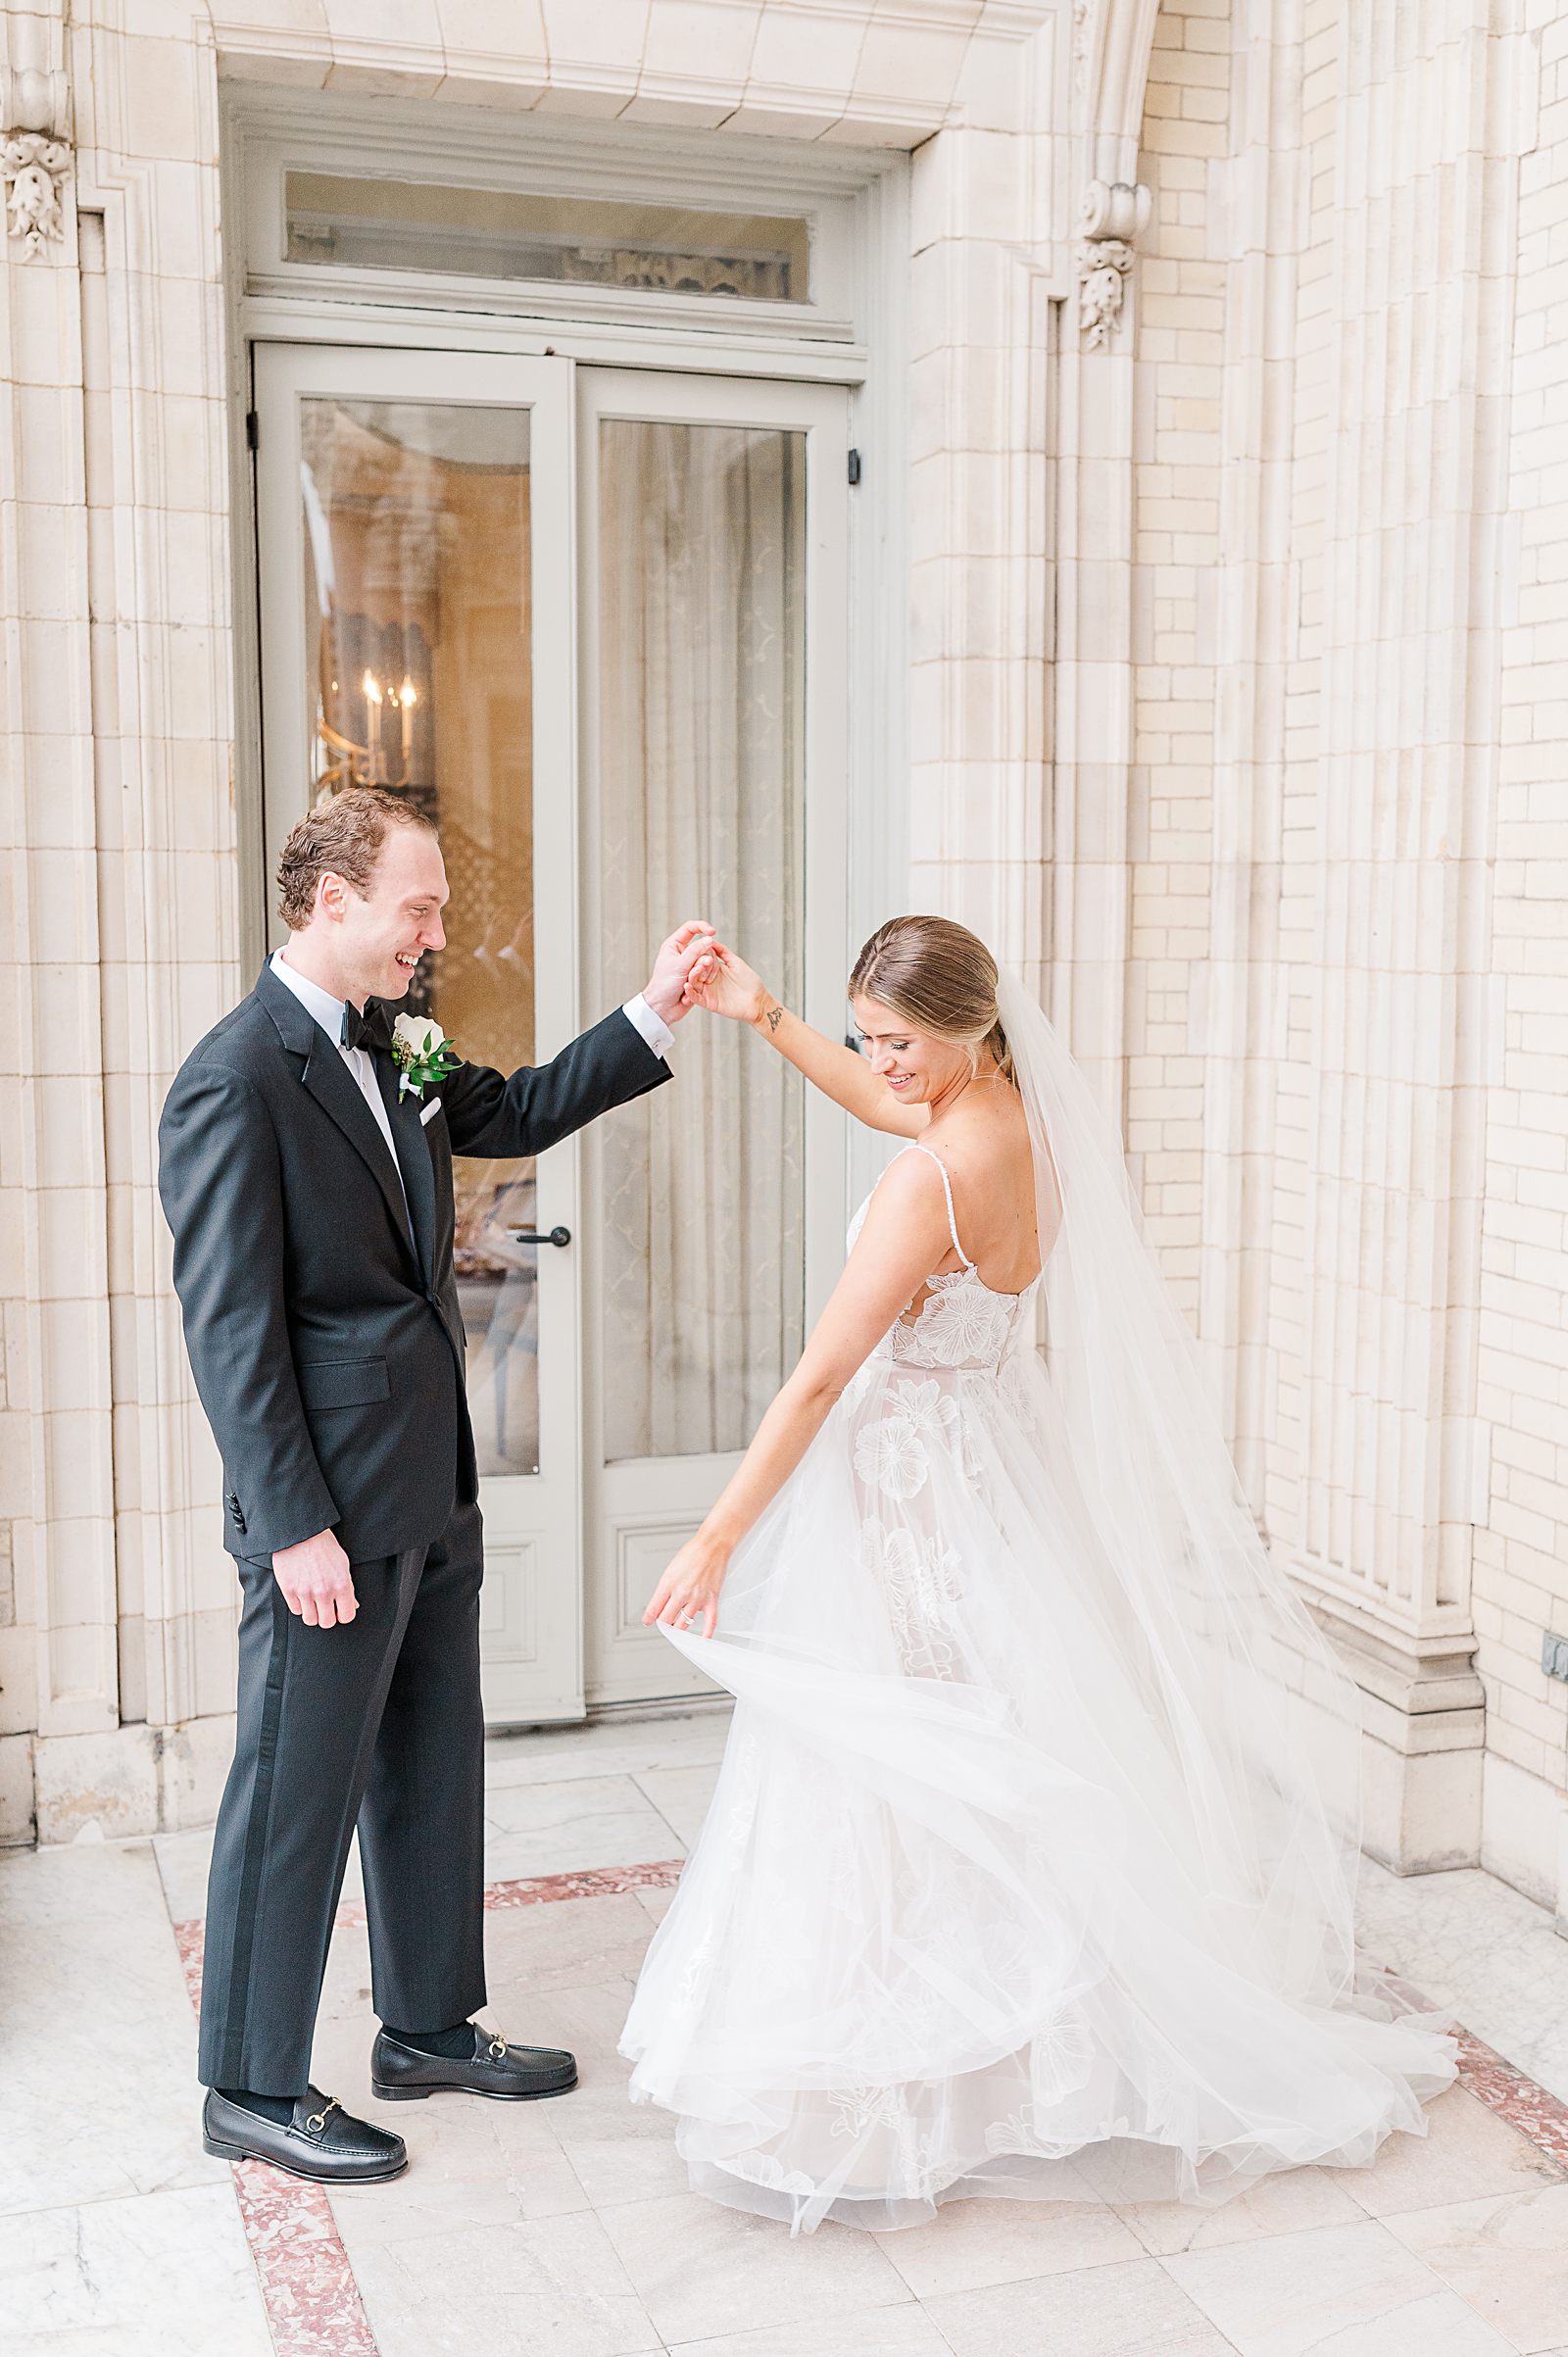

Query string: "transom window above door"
[[234, 98, 872, 340], [285, 172, 812, 304]]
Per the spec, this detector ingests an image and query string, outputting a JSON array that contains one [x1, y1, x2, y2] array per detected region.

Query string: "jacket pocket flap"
[[297, 1357, 391, 1411]]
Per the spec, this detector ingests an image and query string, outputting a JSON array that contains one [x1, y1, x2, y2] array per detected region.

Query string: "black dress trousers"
[[197, 1497, 487, 2096]]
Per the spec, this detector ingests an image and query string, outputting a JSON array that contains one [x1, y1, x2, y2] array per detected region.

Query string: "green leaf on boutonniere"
[[391, 1012, 461, 1100]]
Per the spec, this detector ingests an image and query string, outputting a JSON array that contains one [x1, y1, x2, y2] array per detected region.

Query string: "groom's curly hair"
[[276, 786, 436, 930]]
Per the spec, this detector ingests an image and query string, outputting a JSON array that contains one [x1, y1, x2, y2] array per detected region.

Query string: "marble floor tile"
[[150, 1824, 217, 1925], [551, 2081, 693, 2211], [499, 1994, 686, 2210], [1357, 1858, 1568, 2108], [483, 1773, 686, 1876], [629, 1760, 722, 1844], [483, 1972, 642, 2066], [485, 1771, 670, 1836], [484, 1707, 733, 1791], [1386, 2181, 1568, 2355], [1162, 2216, 1518, 2357], [598, 2187, 914, 2344], [2, 2183, 272, 2357], [872, 2189, 1142, 2296], [0, 1834, 160, 1929], [0, 1850, 223, 2214], [923, 2252, 1235, 2355], [671, 2311, 957, 2357], [328, 2092, 591, 2244], [314, 1918, 376, 2023], [348, 2209, 662, 2357], [1109, 2161, 1366, 2255], [481, 1891, 663, 1993], [1342, 2085, 1563, 2218]]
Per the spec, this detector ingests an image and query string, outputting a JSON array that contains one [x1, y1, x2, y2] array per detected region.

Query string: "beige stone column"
[[1284, 2, 1535, 1872], [0, 2, 241, 1841], [1192, 0, 1303, 1511], [1049, 2, 1158, 1118], [69, 2, 242, 1833], [906, 15, 1058, 1005], [0, 7, 121, 1842]]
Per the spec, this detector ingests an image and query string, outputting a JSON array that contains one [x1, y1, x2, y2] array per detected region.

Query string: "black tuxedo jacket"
[[159, 961, 671, 1561]]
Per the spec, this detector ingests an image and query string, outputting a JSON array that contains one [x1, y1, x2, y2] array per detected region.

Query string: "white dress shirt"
[[269, 953, 673, 1212], [621, 991, 673, 1062], [270, 950, 411, 1221]]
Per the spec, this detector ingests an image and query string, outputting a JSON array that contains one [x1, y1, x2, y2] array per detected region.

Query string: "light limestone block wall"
[[1477, 0, 1568, 1910], [1126, 0, 1227, 1333], [1129, 0, 1568, 1911], [1, 0, 244, 1846]]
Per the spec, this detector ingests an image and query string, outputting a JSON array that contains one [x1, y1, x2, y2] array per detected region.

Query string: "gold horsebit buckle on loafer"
[[486, 2033, 509, 2061], [305, 2096, 342, 2136]]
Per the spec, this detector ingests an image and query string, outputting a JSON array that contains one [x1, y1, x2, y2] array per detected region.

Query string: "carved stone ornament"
[[1072, 1, 1094, 100], [3, 130, 70, 258], [1075, 178, 1152, 349]]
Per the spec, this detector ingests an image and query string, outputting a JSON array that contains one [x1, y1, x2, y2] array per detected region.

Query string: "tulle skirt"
[[619, 1350, 1456, 2234]]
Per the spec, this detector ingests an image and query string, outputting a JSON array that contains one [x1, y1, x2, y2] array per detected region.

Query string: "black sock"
[[381, 2019, 477, 2059], [217, 2086, 297, 2125]]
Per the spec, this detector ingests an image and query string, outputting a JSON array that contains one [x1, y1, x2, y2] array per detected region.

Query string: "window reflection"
[[299, 396, 540, 1475]]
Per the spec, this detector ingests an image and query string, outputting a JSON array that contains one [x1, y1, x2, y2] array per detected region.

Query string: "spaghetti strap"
[[903, 1142, 975, 1269]]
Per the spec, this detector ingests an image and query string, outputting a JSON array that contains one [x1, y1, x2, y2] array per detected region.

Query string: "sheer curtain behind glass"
[[599, 419, 806, 1460]]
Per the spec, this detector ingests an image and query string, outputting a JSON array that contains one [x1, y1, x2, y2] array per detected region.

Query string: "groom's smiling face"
[[337, 823, 450, 1007]]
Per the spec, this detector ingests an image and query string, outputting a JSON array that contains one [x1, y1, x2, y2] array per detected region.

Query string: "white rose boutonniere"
[[391, 1010, 459, 1100]]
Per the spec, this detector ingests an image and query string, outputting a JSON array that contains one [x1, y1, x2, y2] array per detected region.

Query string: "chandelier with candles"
[[317, 667, 421, 797]]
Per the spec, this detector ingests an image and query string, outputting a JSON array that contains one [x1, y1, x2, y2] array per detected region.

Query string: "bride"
[[620, 915, 1454, 2234]]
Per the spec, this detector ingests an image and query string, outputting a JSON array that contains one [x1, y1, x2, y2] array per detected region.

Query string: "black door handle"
[[508, 1225, 572, 1249]]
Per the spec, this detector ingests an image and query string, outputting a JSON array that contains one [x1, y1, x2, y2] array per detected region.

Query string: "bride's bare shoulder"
[[925, 1099, 1042, 1275], [927, 1091, 1032, 1182], [856, 1143, 964, 1250]]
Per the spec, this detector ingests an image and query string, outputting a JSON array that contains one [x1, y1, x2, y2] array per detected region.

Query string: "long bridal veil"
[[995, 968, 1366, 1999], [624, 968, 1453, 2234]]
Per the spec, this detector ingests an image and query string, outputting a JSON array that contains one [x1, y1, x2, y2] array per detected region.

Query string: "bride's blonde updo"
[[849, 915, 1014, 1084]]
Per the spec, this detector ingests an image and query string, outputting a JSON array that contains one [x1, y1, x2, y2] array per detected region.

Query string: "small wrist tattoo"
[[763, 1003, 784, 1036]]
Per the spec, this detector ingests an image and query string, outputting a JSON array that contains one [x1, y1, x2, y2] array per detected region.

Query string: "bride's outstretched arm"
[[642, 1152, 954, 1637], [684, 943, 927, 1138]]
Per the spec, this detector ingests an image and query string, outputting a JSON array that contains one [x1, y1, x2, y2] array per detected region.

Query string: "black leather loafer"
[[202, 2086, 408, 2183], [370, 2024, 578, 2103]]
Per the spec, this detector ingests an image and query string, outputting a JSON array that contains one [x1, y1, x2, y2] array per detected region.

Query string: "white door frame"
[[576, 365, 851, 1709], [252, 341, 590, 1724]]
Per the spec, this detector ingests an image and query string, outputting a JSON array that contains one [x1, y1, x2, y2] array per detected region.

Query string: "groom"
[[160, 785, 710, 2184]]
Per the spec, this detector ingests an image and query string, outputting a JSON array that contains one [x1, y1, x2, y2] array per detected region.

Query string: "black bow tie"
[[341, 1001, 391, 1053]]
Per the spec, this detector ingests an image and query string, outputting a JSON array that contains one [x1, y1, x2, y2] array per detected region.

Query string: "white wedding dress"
[[620, 986, 1455, 2235]]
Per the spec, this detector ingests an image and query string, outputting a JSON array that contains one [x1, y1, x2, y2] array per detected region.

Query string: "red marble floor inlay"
[[1453, 2024, 1568, 2168], [172, 1858, 1568, 2357], [174, 1916, 380, 2357], [170, 1863, 688, 2356], [231, 2169, 379, 2357], [1370, 1961, 1568, 2169], [482, 1857, 685, 1910]]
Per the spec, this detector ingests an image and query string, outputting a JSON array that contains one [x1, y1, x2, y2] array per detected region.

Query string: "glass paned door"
[[254, 345, 583, 1724], [597, 416, 808, 1463], [578, 368, 850, 1709]]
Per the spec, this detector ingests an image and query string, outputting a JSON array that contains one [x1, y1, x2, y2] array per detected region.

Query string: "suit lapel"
[[375, 1052, 437, 1285], [255, 962, 419, 1270]]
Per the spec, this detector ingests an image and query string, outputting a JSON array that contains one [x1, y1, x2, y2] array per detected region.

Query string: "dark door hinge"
[[245, 410, 260, 453], [847, 447, 861, 485]]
